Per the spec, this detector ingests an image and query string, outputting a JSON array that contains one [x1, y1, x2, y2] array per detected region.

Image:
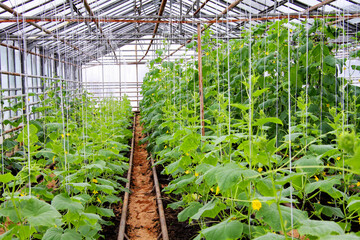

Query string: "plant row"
[[0, 82, 133, 240], [140, 19, 360, 240]]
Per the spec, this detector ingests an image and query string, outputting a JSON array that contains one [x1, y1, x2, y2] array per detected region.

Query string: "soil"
[[156, 166, 201, 240], [101, 201, 123, 240], [126, 115, 160, 240]]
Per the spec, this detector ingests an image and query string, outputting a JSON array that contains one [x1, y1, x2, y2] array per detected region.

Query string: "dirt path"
[[126, 115, 160, 240]]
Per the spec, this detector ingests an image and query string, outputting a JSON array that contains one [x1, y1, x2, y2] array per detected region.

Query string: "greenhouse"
[[1, 0, 360, 239]]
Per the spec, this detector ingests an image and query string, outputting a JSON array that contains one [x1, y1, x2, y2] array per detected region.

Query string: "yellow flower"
[[152, 93, 154, 96], [289, 29, 293, 32], [339, 172, 342, 175], [93, 190, 98, 194], [164, 145, 167, 149], [28, 98, 30, 101], [112, 147, 114, 149], [61, 134, 64, 138], [186, 153, 189, 156], [273, 61, 275, 64], [344, 67, 346, 70], [66, 133, 70, 136], [314, 175, 319, 182], [54, 167, 57, 170], [54, 224, 57, 228], [206, 52, 209, 56], [195, 172, 199, 177], [20, 193, 24, 197], [166, 130, 169, 133], [210, 187, 214, 192], [357, 182, 360, 187], [265, 52, 269, 55], [216, 186, 220, 195], [327, 163, 329, 167], [240, 44, 244, 48], [159, 69, 162, 73], [65, 151, 68, 154], [97, 197, 101, 203], [185, 170, 190, 174], [92, 179, 98, 183], [252, 199, 262, 211], [258, 167, 263, 173], [326, 104, 330, 107], [337, 156, 341, 160]]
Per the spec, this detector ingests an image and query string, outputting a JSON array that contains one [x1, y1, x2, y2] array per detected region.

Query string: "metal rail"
[[150, 154, 169, 240], [0, 14, 358, 24], [117, 114, 136, 240], [0, 3, 100, 64]]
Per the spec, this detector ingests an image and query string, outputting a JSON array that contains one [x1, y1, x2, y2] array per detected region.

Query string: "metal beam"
[[137, 0, 167, 63], [0, 2, 100, 64], [301, 0, 336, 14], [82, 0, 118, 63], [163, 0, 245, 60]]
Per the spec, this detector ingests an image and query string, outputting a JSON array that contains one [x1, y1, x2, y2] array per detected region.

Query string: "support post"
[[197, 23, 205, 136], [135, 41, 139, 111]]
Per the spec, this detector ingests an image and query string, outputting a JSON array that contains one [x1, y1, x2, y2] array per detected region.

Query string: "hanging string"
[[21, 14, 32, 197], [248, 11, 253, 239], [276, 14, 280, 148], [305, 11, 309, 150], [320, 9, 325, 137], [226, 8, 231, 162], [287, 3, 294, 238], [56, 16, 68, 191], [215, 5, 223, 163]]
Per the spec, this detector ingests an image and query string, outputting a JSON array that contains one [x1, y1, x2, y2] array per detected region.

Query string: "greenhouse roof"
[[0, 0, 359, 64]]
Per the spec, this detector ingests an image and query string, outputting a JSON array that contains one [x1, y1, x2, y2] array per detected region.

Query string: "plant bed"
[[155, 164, 201, 240]]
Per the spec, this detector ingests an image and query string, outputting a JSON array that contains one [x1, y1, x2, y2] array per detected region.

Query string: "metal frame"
[[0, 0, 359, 117]]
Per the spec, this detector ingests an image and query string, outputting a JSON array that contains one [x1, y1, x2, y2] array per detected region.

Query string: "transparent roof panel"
[[0, 0, 358, 64]]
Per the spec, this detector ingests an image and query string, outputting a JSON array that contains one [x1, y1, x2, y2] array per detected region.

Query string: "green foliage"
[[0, 88, 133, 239], [140, 19, 360, 239]]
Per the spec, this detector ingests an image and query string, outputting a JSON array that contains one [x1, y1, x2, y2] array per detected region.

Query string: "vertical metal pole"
[[135, 41, 139, 111], [197, 23, 205, 136], [119, 49, 121, 101]]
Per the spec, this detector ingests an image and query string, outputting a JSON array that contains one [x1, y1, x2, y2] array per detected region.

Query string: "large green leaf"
[[253, 117, 283, 126], [256, 203, 307, 232], [294, 155, 323, 175], [319, 234, 360, 240], [43, 228, 82, 240], [191, 199, 226, 220], [51, 193, 84, 213], [178, 202, 202, 222], [298, 220, 344, 237], [252, 233, 286, 240], [309, 144, 335, 155], [324, 55, 336, 67], [20, 197, 61, 227], [0, 172, 15, 184], [215, 163, 242, 192], [17, 124, 39, 146], [180, 133, 201, 153], [200, 219, 243, 240]]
